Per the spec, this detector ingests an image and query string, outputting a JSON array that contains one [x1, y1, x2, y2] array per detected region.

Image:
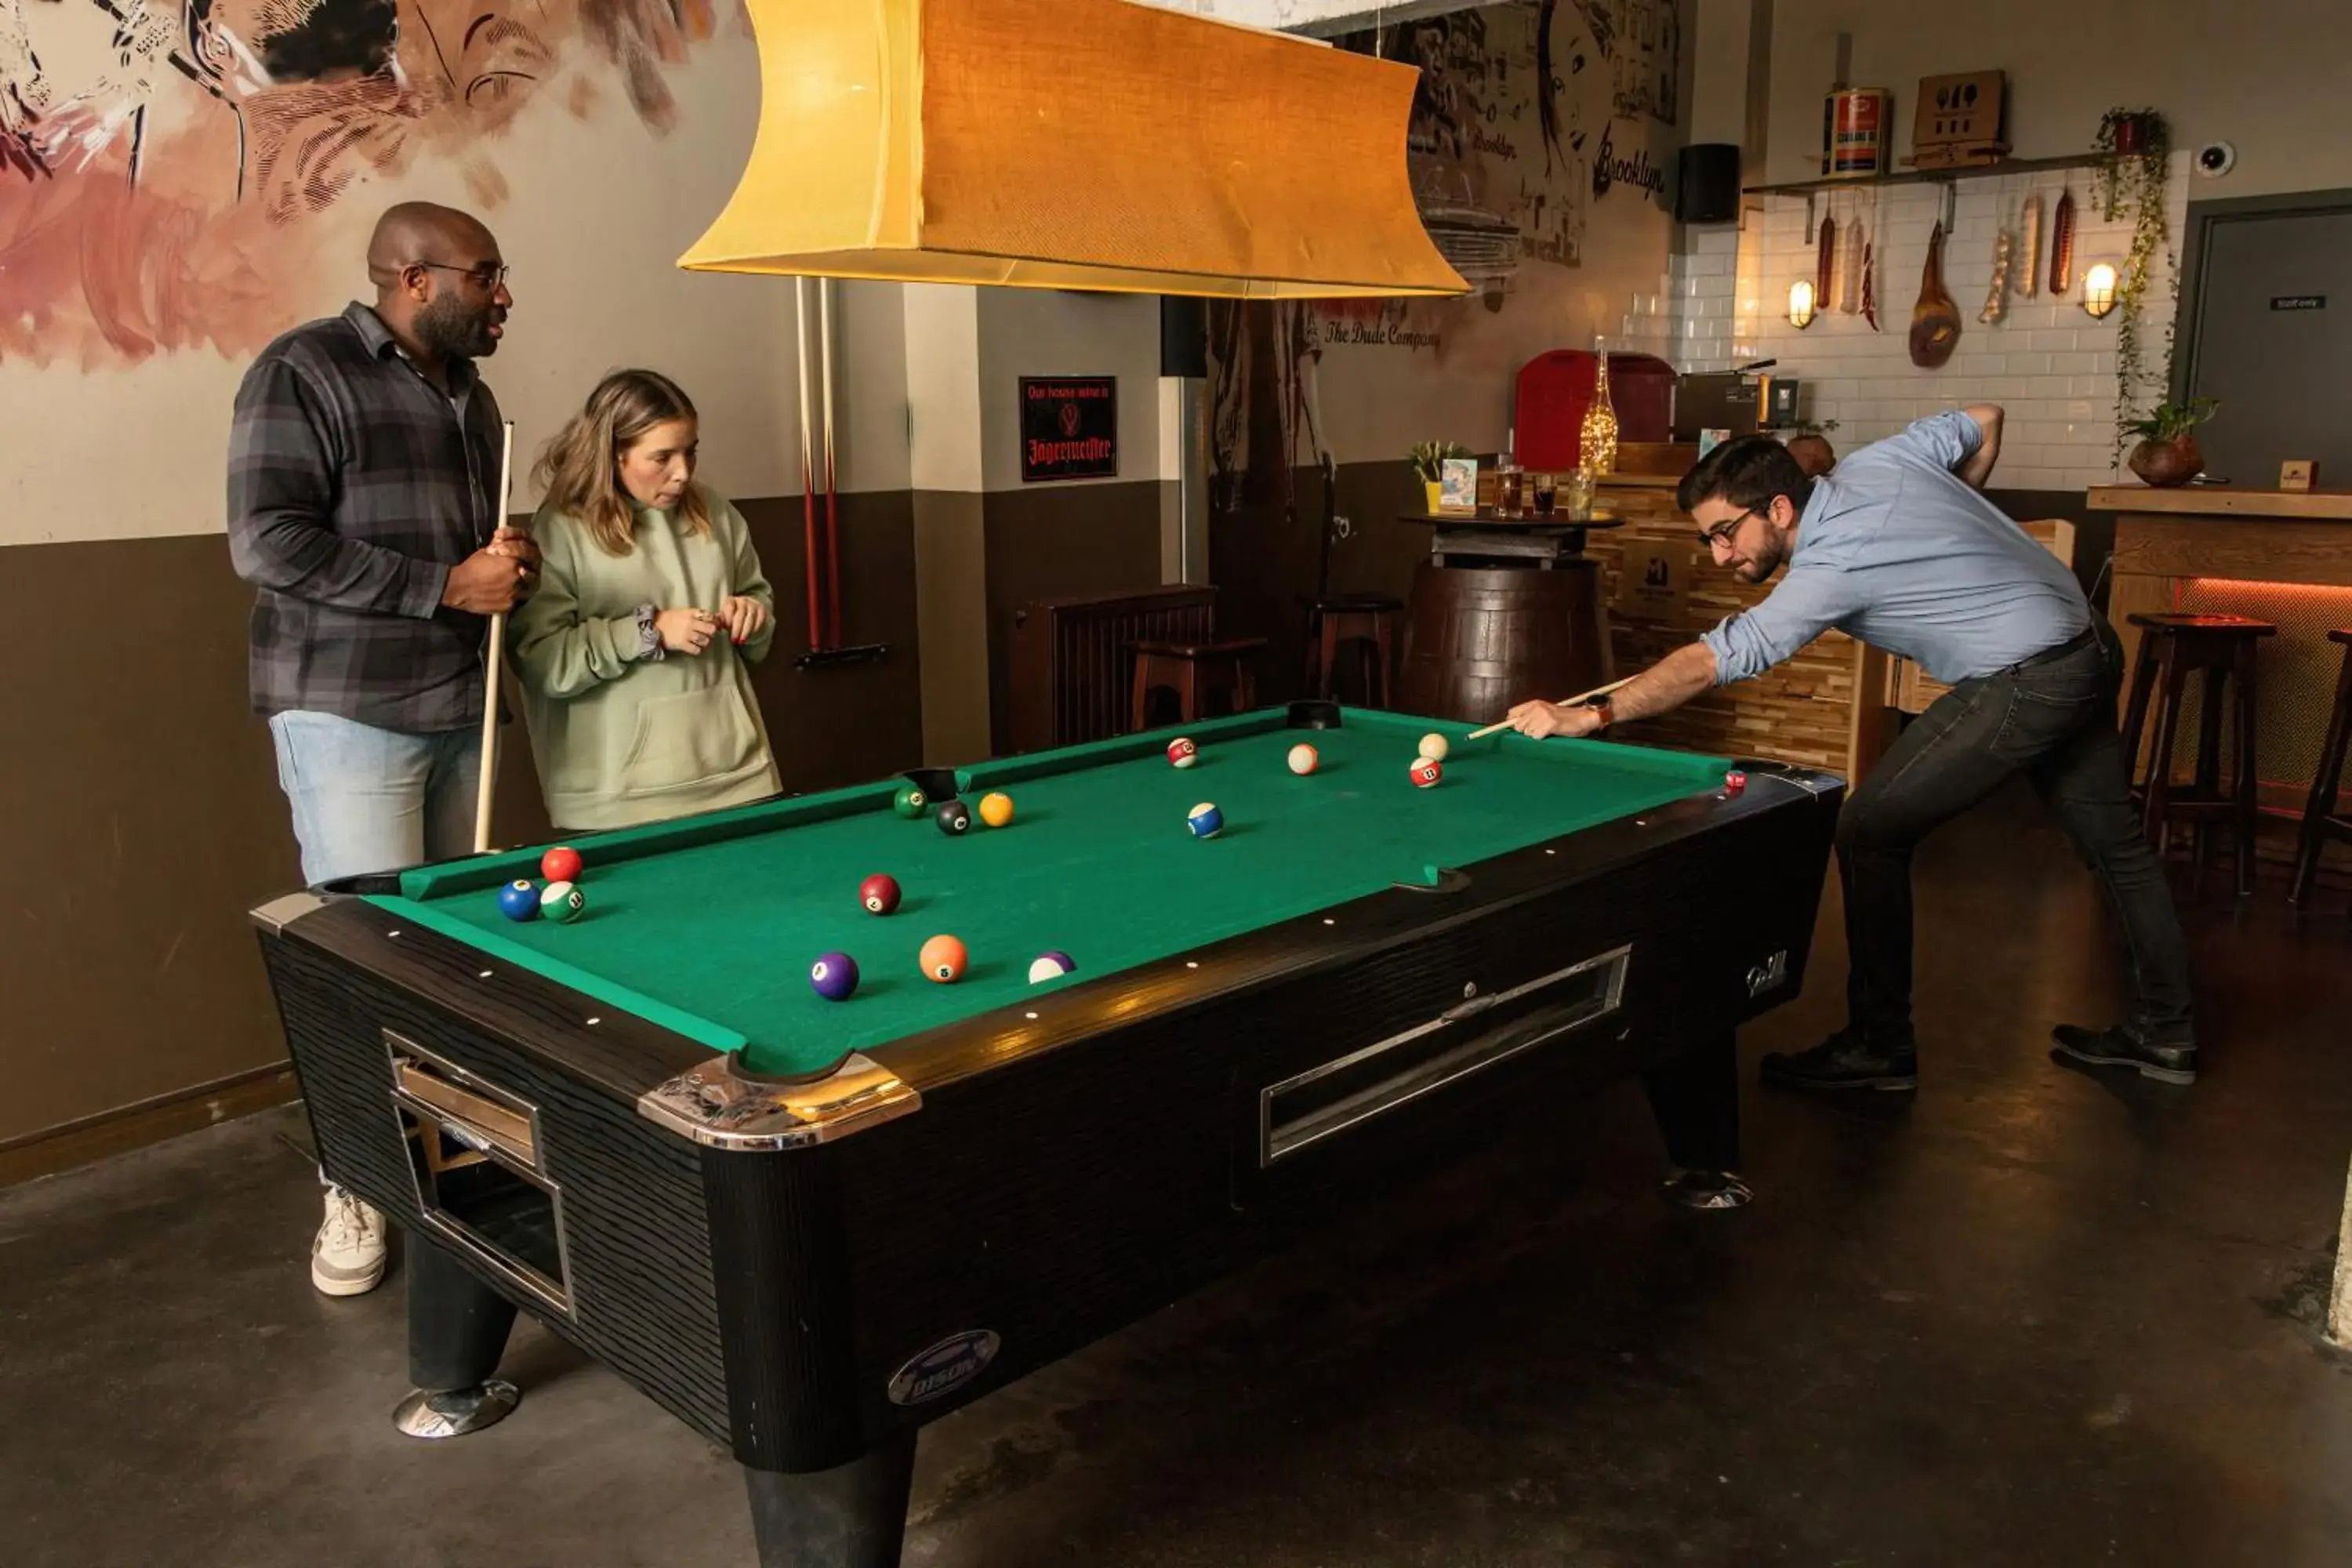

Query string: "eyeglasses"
[[413, 261, 510, 291], [1696, 508, 1755, 550]]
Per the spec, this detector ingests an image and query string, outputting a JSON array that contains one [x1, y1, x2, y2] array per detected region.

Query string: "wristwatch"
[[633, 602, 666, 662], [1588, 699, 1616, 730]]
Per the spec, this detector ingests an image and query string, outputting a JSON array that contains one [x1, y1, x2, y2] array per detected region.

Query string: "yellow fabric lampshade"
[[677, 0, 1469, 299]]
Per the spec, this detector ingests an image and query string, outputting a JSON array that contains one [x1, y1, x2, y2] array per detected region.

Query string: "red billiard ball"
[[1725, 770, 1748, 796], [1410, 757, 1443, 789], [542, 845, 583, 884], [1168, 737, 1199, 769], [859, 873, 902, 915]]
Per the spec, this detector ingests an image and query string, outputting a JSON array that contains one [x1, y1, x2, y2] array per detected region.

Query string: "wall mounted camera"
[[2196, 141, 2238, 179]]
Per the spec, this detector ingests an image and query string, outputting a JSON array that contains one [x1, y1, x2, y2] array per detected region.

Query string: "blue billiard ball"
[[1028, 950, 1076, 984], [1185, 802, 1223, 840], [809, 952, 860, 1000], [497, 880, 540, 921]]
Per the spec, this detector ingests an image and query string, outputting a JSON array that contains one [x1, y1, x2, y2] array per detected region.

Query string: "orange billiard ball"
[[978, 791, 1015, 828], [920, 934, 968, 983]]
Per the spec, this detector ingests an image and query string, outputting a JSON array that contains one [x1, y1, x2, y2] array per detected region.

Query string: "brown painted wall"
[[1210, 460, 1428, 707], [0, 492, 921, 1161], [982, 481, 1167, 755]]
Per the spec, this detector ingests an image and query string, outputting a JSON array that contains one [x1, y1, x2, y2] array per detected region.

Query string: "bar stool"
[[2120, 612, 2276, 896], [1130, 636, 1267, 731], [2289, 629, 2352, 909], [1301, 593, 1403, 707]]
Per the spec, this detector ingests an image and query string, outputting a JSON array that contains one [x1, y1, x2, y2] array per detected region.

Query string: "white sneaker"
[[313, 1186, 388, 1297]]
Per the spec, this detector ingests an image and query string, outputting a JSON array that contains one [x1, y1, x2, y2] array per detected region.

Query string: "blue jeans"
[[268, 711, 481, 885]]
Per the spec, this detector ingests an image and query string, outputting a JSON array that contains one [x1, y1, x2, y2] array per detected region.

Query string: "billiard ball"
[[1186, 802, 1224, 839], [1287, 743, 1319, 775], [978, 791, 1015, 828], [1168, 737, 1199, 769], [1028, 950, 1076, 984], [541, 844, 583, 884], [496, 880, 540, 922], [1725, 769, 1748, 796], [920, 934, 968, 983], [1410, 757, 1443, 789], [935, 800, 973, 837], [1417, 733, 1450, 763], [809, 952, 860, 1000], [541, 880, 587, 923], [892, 784, 928, 818], [859, 873, 902, 915]]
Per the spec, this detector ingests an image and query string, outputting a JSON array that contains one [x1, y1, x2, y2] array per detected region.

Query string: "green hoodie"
[[510, 487, 781, 831]]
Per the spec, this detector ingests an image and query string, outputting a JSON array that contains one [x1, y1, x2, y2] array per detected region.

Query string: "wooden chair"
[[2121, 612, 2277, 896], [1130, 637, 1268, 730], [2289, 629, 2352, 910], [1301, 593, 1403, 708]]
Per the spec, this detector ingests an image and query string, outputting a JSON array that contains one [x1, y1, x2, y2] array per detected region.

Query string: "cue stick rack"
[[793, 276, 889, 671]]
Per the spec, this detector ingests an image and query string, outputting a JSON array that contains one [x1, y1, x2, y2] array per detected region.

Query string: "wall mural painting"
[[1209, 0, 1679, 508], [0, 0, 726, 363]]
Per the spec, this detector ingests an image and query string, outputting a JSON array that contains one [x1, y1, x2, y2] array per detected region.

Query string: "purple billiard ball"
[[809, 952, 860, 1001], [1027, 950, 1076, 984]]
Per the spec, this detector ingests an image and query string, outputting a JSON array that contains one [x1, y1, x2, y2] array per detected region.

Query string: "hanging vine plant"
[[2091, 108, 2174, 465]]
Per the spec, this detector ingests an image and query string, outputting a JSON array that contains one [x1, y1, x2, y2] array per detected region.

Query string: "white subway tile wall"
[[1626, 154, 2192, 490]]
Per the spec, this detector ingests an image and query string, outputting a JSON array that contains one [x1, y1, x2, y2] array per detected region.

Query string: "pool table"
[[252, 703, 1841, 1566]]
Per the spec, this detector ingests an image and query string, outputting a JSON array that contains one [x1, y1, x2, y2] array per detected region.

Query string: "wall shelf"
[[1743, 151, 2109, 199]]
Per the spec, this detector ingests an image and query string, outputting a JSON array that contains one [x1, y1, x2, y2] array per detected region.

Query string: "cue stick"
[[1465, 675, 1638, 741], [819, 276, 842, 650], [793, 278, 822, 652], [473, 420, 519, 854]]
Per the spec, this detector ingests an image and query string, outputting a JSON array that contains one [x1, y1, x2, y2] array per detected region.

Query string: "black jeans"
[[1838, 619, 2194, 1050]]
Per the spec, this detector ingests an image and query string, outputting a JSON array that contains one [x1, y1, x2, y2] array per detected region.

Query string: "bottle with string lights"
[[1579, 336, 1620, 475]]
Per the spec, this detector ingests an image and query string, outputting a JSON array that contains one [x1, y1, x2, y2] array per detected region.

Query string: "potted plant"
[[1408, 441, 1469, 513], [2090, 108, 2174, 462], [2124, 396, 2218, 488]]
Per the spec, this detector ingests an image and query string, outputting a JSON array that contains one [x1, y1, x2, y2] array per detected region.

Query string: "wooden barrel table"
[[1396, 559, 1613, 724]]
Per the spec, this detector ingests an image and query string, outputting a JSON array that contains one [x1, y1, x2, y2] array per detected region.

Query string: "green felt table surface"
[[372, 710, 1733, 1076]]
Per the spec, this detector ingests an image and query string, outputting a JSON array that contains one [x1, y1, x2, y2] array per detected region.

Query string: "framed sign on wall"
[[1020, 377, 1119, 482]]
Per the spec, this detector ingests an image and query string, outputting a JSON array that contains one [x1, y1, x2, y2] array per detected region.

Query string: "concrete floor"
[[8, 790, 2352, 1568]]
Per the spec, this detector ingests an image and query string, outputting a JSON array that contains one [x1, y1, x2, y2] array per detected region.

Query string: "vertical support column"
[[904, 284, 993, 768]]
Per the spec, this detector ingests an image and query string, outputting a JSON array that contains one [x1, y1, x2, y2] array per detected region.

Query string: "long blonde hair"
[[534, 369, 713, 556]]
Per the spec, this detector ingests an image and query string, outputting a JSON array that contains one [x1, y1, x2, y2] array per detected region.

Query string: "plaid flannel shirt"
[[227, 303, 506, 732]]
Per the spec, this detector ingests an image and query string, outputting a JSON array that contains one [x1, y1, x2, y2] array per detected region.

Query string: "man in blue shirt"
[[1508, 410, 2197, 1088]]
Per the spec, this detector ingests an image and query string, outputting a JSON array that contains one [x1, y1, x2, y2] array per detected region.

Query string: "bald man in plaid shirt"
[[228, 203, 535, 1296]]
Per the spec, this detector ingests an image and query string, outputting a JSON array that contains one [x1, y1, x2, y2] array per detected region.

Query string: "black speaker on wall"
[[1160, 296, 1208, 379], [1676, 143, 1742, 223]]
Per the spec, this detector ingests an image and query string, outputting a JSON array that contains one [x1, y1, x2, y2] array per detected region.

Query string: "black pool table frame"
[[252, 703, 1842, 1566]]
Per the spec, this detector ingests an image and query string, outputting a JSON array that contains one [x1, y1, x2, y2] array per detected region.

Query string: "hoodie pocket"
[[618, 687, 762, 793]]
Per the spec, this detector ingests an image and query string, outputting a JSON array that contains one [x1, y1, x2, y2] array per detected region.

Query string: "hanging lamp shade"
[[677, 0, 1468, 299]]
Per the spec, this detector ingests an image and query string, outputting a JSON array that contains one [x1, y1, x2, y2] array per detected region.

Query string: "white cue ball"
[[1418, 733, 1450, 763]]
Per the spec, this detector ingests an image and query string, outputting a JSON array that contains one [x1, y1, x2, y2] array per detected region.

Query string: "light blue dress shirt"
[[1700, 410, 2091, 687]]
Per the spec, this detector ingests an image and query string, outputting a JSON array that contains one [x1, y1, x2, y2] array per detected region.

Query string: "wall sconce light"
[[1787, 279, 1817, 329], [2082, 263, 2120, 320]]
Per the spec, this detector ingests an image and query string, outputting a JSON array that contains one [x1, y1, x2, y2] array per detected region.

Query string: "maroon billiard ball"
[[859, 873, 902, 915]]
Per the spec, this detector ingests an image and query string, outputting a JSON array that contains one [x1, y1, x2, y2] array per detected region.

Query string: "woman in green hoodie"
[[511, 369, 782, 831]]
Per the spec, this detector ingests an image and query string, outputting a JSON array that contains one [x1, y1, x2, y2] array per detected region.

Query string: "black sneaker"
[[2051, 1023, 2197, 1085], [1759, 1032, 1918, 1093]]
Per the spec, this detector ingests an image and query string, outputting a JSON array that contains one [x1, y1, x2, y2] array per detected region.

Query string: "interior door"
[[2180, 203, 2352, 486]]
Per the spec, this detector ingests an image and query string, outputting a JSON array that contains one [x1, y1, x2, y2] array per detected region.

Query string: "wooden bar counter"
[[2091, 485, 2352, 818]]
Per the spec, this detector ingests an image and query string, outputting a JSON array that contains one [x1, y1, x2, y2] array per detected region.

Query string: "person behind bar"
[[1505, 409, 2198, 1090]]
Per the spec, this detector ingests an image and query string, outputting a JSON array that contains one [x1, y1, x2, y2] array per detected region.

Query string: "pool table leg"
[[743, 1429, 918, 1568], [1640, 1027, 1752, 1210], [392, 1234, 521, 1438]]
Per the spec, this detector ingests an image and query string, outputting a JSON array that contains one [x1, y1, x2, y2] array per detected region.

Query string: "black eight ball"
[[935, 799, 973, 837]]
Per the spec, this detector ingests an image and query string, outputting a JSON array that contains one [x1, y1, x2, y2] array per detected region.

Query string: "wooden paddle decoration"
[[1909, 221, 1961, 368]]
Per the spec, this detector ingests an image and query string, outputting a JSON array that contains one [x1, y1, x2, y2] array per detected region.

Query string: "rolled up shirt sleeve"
[[1881, 408, 1984, 473], [1699, 563, 1864, 685]]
